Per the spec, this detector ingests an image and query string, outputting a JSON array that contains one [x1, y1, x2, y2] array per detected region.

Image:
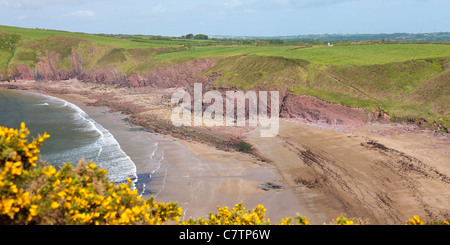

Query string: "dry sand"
[[175, 138, 314, 223], [4, 81, 449, 224], [245, 120, 450, 224], [48, 92, 311, 223]]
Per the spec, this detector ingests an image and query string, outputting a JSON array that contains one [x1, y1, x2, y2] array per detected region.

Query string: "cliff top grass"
[[154, 43, 450, 66], [1, 25, 449, 129], [0, 25, 174, 49], [2, 25, 450, 67]]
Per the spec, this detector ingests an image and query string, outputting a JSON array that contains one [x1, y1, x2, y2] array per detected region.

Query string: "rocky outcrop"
[[13, 48, 217, 89], [125, 58, 217, 88], [77, 68, 126, 85], [280, 94, 370, 132], [14, 64, 34, 80], [9, 48, 374, 132]]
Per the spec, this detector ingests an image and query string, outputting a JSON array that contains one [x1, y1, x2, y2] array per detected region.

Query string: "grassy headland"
[[1, 25, 449, 131], [1, 26, 450, 226]]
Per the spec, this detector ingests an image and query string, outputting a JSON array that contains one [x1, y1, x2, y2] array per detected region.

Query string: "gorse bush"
[[0, 122, 181, 225], [0, 123, 448, 225], [181, 203, 270, 225]]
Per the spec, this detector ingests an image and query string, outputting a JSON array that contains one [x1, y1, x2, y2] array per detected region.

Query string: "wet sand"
[[246, 120, 450, 224], [53, 93, 312, 223], [6, 83, 449, 224], [175, 138, 314, 222]]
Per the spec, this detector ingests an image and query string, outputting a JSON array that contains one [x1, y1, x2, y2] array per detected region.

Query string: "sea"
[[0, 89, 139, 185]]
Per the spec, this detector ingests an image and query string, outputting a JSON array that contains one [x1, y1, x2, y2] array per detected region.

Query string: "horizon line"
[[2, 25, 449, 39]]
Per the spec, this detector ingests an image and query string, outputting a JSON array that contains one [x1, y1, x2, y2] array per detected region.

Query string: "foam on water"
[[6, 90, 138, 184]]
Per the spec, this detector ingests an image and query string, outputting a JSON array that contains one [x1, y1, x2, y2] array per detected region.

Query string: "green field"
[[3, 25, 450, 66], [154, 43, 450, 66], [0, 25, 174, 49], [1, 25, 449, 129]]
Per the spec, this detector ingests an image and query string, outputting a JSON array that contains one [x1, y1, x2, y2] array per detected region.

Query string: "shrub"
[[405, 215, 424, 225], [0, 122, 181, 225], [181, 203, 270, 225], [235, 141, 253, 153], [1, 123, 448, 225]]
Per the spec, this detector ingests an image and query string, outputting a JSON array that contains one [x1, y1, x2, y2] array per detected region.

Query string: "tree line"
[[179, 34, 209, 40]]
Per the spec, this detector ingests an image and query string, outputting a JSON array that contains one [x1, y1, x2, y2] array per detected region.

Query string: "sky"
[[0, 0, 449, 37]]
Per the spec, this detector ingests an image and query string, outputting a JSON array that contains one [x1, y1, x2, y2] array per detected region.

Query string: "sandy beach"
[[246, 120, 450, 224], [2, 80, 449, 225], [52, 91, 450, 225], [45, 92, 312, 223]]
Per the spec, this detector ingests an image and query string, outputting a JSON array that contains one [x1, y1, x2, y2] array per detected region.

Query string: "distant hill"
[[210, 32, 450, 43]]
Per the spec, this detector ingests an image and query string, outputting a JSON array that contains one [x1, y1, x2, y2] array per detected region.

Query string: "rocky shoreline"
[[0, 79, 378, 149]]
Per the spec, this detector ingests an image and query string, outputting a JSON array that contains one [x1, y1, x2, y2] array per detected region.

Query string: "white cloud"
[[269, 0, 289, 6], [267, 0, 360, 8], [17, 15, 28, 20], [224, 0, 242, 8], [151, 4, 164, 14], [62, 10, 95, 18], [141, 4, 165, 16], [0, 0, 22, 8], [0, 0, 80, 9]]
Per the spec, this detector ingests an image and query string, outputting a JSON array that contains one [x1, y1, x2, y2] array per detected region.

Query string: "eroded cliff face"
[[12, 48, 218, 88], [9, 47, 375, 131], [280, 94, 370, 132], [125, 58, 217, 88]]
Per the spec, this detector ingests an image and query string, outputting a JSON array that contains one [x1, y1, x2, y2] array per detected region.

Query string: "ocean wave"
[[20, 91, 138, 185]]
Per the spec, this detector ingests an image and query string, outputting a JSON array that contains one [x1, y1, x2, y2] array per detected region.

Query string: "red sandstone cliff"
[[8, 48, 372, 131]]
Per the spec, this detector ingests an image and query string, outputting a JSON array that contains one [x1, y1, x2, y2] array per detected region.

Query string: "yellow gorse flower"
[[2, 123, 449, 225], [51, 202, 60, 209], [295, 213, 310, 225], [406, 215, 424, 225], [335, 216, 356, 225]]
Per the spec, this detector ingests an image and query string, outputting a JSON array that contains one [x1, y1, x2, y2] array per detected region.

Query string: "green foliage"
[[14, 51, 39, 65], [183, 34, 194, 39], [235, 141, 253, 153], [30, 36, 83, 58], [97, 48, 127, 67], [1, 123, 449, 226], [208, 54, 306, 90], [0, 123, 183, 225], [0, 33, 21, 52], [194, 34, 209, 40], [0, 32, 21, 72], [1, 25, 449, 129]]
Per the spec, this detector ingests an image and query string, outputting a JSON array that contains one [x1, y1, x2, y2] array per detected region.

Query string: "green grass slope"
[[154, 43, 450, 66], [200, 53, 449, 128], [0, 25, 449, 129]]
